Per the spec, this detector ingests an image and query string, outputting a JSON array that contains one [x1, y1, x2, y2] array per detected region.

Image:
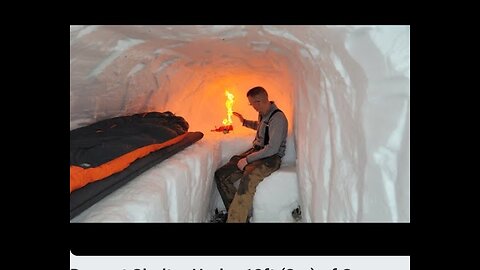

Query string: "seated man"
[[214, 86, 288, 223]]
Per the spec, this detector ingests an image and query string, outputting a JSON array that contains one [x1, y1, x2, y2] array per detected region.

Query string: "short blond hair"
[[247, 86, 268, 100]]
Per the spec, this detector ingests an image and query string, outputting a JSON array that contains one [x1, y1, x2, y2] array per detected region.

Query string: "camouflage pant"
[[214, 147, 282, 223]]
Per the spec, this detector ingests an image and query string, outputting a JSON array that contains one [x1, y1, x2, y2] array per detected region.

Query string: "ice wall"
[[70, 25, 410, 222]]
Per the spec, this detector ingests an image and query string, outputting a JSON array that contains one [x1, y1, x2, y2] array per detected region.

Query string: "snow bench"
[[71, 131, 299, 223], [209, 133, 301, 222], [251, 165, 300, 222], [71, 138, 220, 222]]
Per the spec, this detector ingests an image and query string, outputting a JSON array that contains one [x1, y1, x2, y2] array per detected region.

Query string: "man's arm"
[[233, 112, 258, 130], [242, 119, 258, 130]]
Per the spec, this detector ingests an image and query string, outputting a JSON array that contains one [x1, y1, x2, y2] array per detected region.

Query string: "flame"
[[222, 90, 235, 125]]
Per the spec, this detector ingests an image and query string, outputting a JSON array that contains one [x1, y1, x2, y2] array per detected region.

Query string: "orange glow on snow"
[[147, 39, 295, 134]]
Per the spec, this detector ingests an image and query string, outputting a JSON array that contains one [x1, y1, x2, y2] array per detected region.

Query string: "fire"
[[211, 90, 235, 133], [222, 90, 235, 125]]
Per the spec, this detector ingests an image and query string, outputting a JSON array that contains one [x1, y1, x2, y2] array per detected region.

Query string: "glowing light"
[[222, 90, 235, 125]]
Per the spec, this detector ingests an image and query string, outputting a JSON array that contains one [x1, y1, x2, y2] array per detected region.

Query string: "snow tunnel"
[[70, 25, 410, 222]]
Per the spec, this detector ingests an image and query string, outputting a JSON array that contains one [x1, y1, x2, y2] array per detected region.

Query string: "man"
[[214, 86, 288, 223]]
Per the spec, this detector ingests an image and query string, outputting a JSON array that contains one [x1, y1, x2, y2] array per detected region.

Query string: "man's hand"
[[233, 112, 245, 124], [237, 158, 248, 171]]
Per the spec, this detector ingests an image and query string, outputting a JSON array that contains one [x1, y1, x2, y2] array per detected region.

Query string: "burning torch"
[[212, 90, 235, 134]]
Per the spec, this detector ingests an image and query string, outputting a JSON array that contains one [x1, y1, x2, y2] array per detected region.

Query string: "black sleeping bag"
[[70, 111, 189, 168], [70, 111, 204, 220]]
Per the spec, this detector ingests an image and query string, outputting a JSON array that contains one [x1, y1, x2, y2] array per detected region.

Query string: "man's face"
[[248, 94, 269, 115]]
